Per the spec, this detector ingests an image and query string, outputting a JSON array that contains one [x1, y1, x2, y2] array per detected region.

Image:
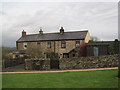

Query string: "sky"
[[0, 1, 119, 47]]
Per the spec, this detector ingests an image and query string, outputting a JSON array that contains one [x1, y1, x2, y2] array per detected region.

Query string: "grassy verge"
[[2, 69, 118, 88]]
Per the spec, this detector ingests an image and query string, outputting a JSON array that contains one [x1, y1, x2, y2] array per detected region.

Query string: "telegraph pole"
[[118, 1, 120, 78]]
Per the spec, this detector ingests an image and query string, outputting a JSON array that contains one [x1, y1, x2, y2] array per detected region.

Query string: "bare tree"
[[90, 36, 100, 41]]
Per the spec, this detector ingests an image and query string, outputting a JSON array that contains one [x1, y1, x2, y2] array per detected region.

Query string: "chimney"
[[22, 30, 26, 36], [60, 27, 64, 34], [39, 28, 43, 35]]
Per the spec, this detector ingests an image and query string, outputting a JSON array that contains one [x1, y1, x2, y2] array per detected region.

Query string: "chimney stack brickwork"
[[60, 27, 64, 34], [22, 30, 26, 36], [39, 28, 43, 35]]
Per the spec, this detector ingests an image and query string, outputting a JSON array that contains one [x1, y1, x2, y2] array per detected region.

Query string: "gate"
[[50, 60, 59, 69]]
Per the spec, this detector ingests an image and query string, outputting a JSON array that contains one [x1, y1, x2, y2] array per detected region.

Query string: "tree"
[[90, 36, 100, 41], [26, 47, 42, 58], [46, 52, 59, 59], [2, 46, 15, 59], [77, 43, 87, 57]]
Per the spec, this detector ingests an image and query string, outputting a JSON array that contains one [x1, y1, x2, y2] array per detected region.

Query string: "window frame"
[[75, 41, 80, 47], [37, 42, 41, 45], [23, 42, 27, 49], [61, 41, 66, 48], [47, 42, 51, 48]]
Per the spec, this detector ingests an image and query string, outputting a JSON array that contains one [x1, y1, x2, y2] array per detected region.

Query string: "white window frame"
[[75, 41, 80, 47], [61, 41, 66, 48], [47, 42, 51, 48], [23, 42, 27, 49]]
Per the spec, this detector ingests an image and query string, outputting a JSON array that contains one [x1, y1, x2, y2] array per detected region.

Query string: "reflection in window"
[[75, 41, 80, 47], [61, 41, 66, 48], [47, 42, 51, 48]]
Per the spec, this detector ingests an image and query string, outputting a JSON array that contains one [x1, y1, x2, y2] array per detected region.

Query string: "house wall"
[[17, 43, 24, 50], [17, 40, 85, 56], [85, 32, 91, 43]]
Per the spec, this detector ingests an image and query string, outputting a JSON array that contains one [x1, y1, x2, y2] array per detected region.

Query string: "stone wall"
[[25, 58, 50, 70], [59, 54, 119, 70], [3, 58, 25, 68]]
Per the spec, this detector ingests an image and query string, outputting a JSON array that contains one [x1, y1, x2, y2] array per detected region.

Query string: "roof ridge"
[[17, 30, 88, 42], [25, 30, 88, 36]]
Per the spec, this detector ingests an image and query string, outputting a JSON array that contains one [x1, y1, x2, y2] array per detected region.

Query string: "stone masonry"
[[25, 54, 118, 70], [59, 54, 119, 70], [25, 58, 50, 70]]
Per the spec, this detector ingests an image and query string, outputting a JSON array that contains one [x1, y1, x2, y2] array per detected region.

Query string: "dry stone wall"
[[59, 54, 119, 70], [25, 58, 50, 70], [25, 54, 119, 70]]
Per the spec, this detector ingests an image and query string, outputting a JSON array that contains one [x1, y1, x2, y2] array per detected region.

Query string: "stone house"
[[16, 27, 91, 58]]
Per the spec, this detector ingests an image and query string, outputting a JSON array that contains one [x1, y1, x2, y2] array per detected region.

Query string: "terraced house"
[[16, 27, 91, 58]]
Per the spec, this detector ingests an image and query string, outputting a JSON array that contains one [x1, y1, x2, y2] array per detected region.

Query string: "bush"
[[46, 52, 59, 59]]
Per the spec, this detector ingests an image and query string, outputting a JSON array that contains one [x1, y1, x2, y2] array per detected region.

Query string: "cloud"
[[1, 2, 118, 47]]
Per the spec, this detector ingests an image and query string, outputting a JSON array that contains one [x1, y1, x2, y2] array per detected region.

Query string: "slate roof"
[[17, 30, 88, 42]]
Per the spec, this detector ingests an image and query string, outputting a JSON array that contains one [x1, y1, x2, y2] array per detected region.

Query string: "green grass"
[[2, 69, 119, 88]]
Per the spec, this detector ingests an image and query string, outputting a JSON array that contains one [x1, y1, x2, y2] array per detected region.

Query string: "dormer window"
[[23, 42, 27, 49], [61, 41, 66, 48]]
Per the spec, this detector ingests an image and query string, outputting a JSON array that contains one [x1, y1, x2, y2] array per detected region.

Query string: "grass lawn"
[[2, 69, 119, 88]]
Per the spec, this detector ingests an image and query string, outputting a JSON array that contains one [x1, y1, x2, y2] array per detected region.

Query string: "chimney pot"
[[39, 28, 43, 35], [22, 30, 26, 36], [60, 27, 64, 34]]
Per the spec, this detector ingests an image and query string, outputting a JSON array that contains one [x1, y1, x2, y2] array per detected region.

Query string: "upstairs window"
[[47, 42, 51, 48], [61, 41, 66, 48], [75, 41, 80, 47], [23, 42, 27, 49]]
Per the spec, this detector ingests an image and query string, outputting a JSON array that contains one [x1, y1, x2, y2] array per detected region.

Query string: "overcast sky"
[[0, 1, 118, 47]]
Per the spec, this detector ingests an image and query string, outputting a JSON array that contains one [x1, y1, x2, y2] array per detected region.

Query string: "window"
[[37, 42, 40, 45], [61, 41, 66, 48], [73, 54, 75, 57], [75, 41, 80, 47], [23, 42, 27, 49], [47, 42, 51, 48], [63, 53, 69, 58]]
